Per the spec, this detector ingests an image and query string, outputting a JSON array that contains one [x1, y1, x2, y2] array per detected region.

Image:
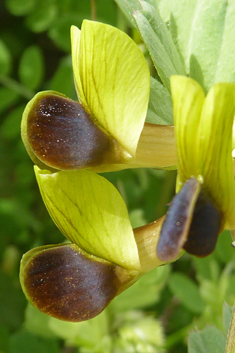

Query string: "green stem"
[[0, 74, 34, 100], [91, 0, 96, 21], [155, 170, 176, 218], [164, 325, 191, 349]]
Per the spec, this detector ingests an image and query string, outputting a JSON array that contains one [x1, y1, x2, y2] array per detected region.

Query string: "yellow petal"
[[35, 167, 141, 271], [171, 76, 235, 229], [197, 83, 235, 229], [71, 20, 150, 156], [171, 75, 205, 191]]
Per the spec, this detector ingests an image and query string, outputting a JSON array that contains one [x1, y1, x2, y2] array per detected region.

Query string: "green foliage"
[[146, 77, 173, 125], [168, 272, 205, 314], [1, 0, 235, 352], [156, 0, 235, 91], [19, 46, 44, 90], [188, 326, 226, 353], [9, 331, 60, 353]]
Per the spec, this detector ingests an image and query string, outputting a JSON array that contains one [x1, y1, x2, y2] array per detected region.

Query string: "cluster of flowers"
[[20, 20, 235, 322]]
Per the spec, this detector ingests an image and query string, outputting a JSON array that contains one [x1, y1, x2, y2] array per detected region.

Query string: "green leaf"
[[0, 324, 10, 351], [157, 0, 235, 91], [24, 305, 57, 339], [156, 0, 198, 70], [26, 0, 57, 33], [133, 2, 185, 91], [215, 1, 235, 84], [19, 46, 44, 90], [48, 310, 109, 348], [0, 271, 26, 330], [35, 168, 141, 271], [71, 20, 150, 157], [214, 230, 234, 264], [0, 40, 12, 75], [9, 332, 59, 353], [6, 0, 36, 16], [114, 0, 142, 29], [188, 326, 226, 353], [168, 272, 205, 313], [223, 303, 233, 336], [0, 88, 19, 115], [115, 0, 158, 29], [110, 265, 170, 312], [1, 104, 25, 140], [49, 14, 84, 52], [146, 77, 173, 124], [193, 256, 217, 281], [49, 56, 75, 98], [225, 301, 235, 353], [186, 0, 228, 91]]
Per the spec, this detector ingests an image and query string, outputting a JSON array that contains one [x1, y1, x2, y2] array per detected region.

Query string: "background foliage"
[[0, 0, 235, 352]]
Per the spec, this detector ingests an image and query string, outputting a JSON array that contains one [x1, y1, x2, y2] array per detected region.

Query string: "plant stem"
[[0, 74, 34, 100], [91, 0, 96, 21]]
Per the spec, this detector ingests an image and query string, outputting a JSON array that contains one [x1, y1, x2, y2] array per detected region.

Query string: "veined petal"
[[35, 167, 141, 271], [171, 76, 205, 191], [70, 26, 87, 111], [171, 76, 235, 230], [197, 83, 235, 229], [71, 20, 150, 157]]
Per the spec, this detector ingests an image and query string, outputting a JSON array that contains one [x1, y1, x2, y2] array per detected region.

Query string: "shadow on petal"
[[183, 190, 222, 256], [157, 177, 222, 261]]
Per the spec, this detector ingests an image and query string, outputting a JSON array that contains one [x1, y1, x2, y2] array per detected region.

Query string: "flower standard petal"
[[197, 82, 235, 229], [35, 167, 141, 271], [71, 20, 150, 157], [170, 75, 205, 191], [70, 26, 87, 111], [158, 76, 235, 260], [171, 77, 235, 228]]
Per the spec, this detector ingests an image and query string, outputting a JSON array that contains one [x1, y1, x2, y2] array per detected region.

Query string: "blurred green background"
[[0, 1, 235, 352]]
